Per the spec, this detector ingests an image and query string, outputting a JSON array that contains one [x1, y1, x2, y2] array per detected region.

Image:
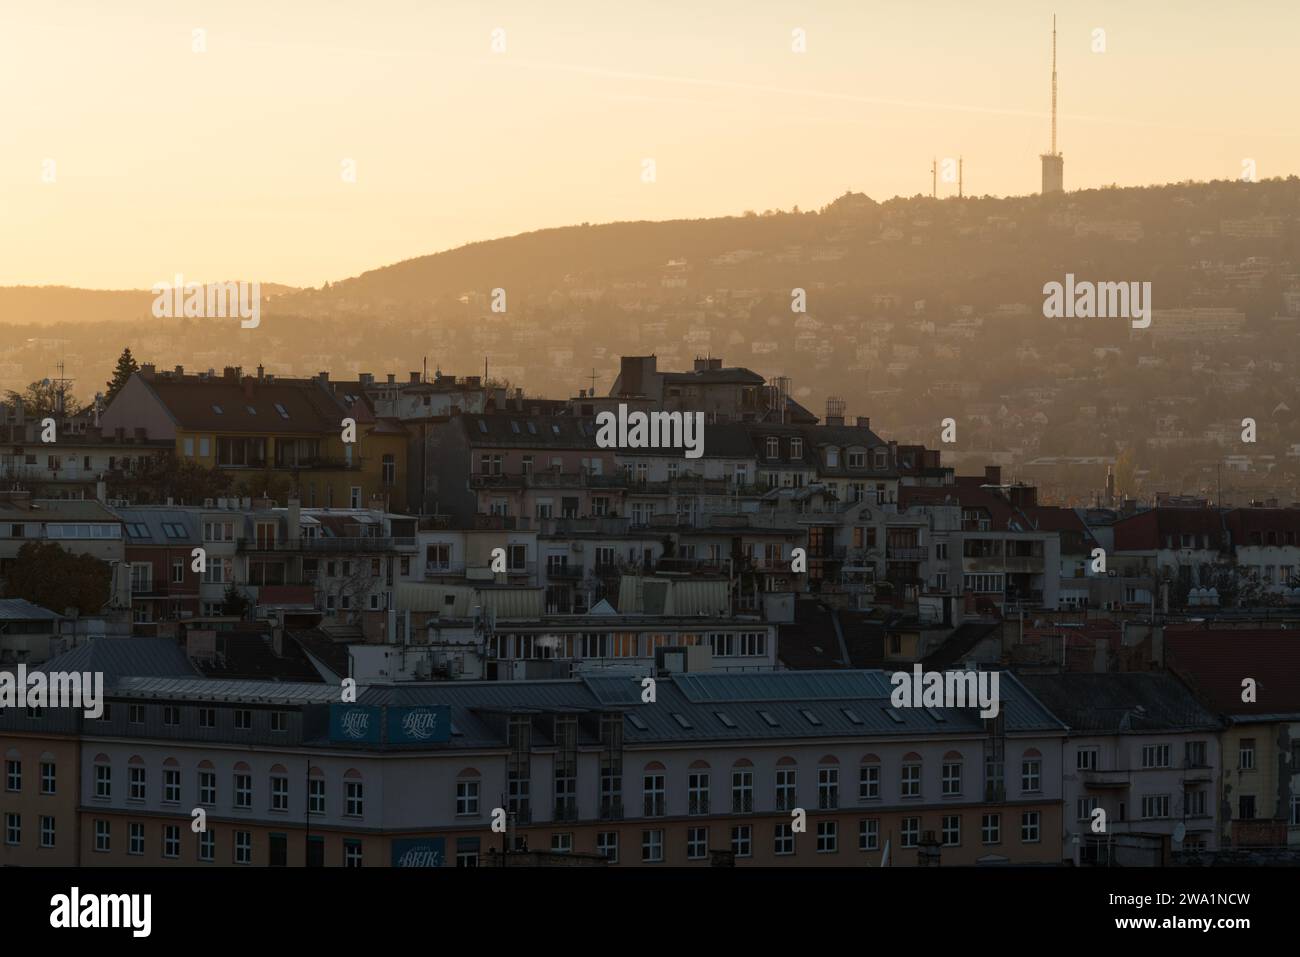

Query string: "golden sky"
[[3, 0, 1297, 289]]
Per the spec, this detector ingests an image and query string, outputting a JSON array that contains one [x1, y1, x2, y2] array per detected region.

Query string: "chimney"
[[409, 372, 420, 384], [174, 365, 184, 378], [358, 373, 373, 387], [140, 363, 156, 378], [257, 364, 265, 382], [856, 416, 870, 429], [242, 377, 255, 398], [134, 427, 147, 441], [984, 465, 1002, 486], [387, 373, 396, 386], [317, 371, 329, 385], [223, 366, 237, 381]]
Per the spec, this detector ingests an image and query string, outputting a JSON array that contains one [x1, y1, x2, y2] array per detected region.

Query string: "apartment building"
[[1019, 672, 1222, 865]]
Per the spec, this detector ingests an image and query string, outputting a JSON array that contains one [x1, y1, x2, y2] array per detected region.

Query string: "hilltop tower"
[[1039, 15, 1064, 194]]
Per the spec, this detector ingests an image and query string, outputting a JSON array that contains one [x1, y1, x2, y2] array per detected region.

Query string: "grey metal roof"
[[112, 507, 201, 544], [39, 638, 199, 683], [1019, 672, 1224, 733], [0, 598, 63, 621], [111, 676, 337, 703]]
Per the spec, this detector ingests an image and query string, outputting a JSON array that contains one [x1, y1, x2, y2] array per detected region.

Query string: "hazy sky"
[[3, 0, 1297, 289]]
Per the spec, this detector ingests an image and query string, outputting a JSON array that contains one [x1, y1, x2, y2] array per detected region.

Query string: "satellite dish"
[[1173, 823, 1186, 845]]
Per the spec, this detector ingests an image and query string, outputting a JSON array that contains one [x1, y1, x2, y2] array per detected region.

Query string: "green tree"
[[5, 380, 83, 419], [111, 454, 232, 505], [4, 542, 111, 614], [220, 584, 251, 619], [105, 347, 140, 403]]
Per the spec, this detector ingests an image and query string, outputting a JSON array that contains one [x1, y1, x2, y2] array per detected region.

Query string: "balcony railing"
[[599, 798, 624, 821], [424, 562, 467, 577], [546, 564, 584, 580], [731, 794, 754, 814], [553, 799, 579, 822], [688, 795, 710, 816], [886, 545, 927, 561], [643, 795, 666, 818], [237, 537, 403, 553]]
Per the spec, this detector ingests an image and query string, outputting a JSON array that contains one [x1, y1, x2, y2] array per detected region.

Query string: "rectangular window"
[[1239, 739, 1256, 770], [1141, 795, 1170, 819], [643, 774, 665, 817], [95, 819, 110, 852], [597, 832, 618, 863], [164, 769, 180, 804], [687, 826, 708, 860], [730, 825, 752, 858], [776, 768, 797, 810], [859, 819, 879, 851], [199, 707, 216, 728], [40, 815, 55, 848], [1076, 747, 1098, 771], [309, 778, 325, 814], [271, 711, 288, 732], [901, 763, 921, 798], [858, 764, 879, 801], [41, 762, 55, 794], [816, 820, 838, 853], [129, 765, 146, 801], [199, 771, 216, 806], [235, 831, 252, 865], [163, 825, 180, 859], [731, 769, 754, 813], [773, 823, 794, 856], [817, 767, 839, 810], [198, 829, 215, 862], [271, 775, 288, 812], [1021, 811, 1041, 843], [94, 763, 111, 799], [346, 780, 364, 817], [687, 772, 710, 816], [129, 822, 145, 856], [900, 817, 919, 848], [982, 813, 1001, 845], [344, 840, 362, 867], [5, 760, 20, 792], [456, 779, 480, 816], [235, 709, 252, 730], [942, 815, 961, 847], [641, 829, 664, 863], [1141, 744, 1171, 769], [942, 762, 962, 796], [5, 813, 20, 846], [1077, 796, 1098, 821], [1021, 759, 1041, 793], [164, 706, 180, 726]]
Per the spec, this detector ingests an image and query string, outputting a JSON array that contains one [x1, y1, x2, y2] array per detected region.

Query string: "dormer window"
[[826, 447, 840, 468], [766, 437, 780, 460], [848, 451, 866, 469], [790, 438, 803, 459]]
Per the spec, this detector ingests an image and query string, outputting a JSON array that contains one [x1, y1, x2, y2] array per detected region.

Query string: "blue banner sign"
[[329, 704, 382, 743], [387, 705, 451, 744], [391, 838, 445, 868]]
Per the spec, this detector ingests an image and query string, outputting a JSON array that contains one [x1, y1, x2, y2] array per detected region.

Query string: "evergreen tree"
[[105, 347, 140, 403]]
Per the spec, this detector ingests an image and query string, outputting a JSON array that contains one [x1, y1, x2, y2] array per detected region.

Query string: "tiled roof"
[[141, 375, 348, 433], [1165, 626, 1300, 717], [1018, 672, 1221, 733], [0, 598, 64, 621], [459, 413, 599, 449]]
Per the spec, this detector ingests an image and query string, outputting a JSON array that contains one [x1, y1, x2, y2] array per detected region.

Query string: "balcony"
[[546, 564, 584, 580], [272, 456, 362, 471], [886, 545, 927, 561], [598, 798, 624, 821], [424, 562, 467, 578], [643, 795, 666, 818], [553, 799, 579, 822], [1182, 763, 1213, 784], [237, 536, 398, 553], [731, 794, 754, 814], [1080, 769, 1131, 790], [688, 795, 710, 816]]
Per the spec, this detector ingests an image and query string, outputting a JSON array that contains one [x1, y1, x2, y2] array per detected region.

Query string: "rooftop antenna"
[[1051, 15, 1057, 156], [931, 157, 937, 199], [958, 156, 963, 198], [588, 368, 599, 395]]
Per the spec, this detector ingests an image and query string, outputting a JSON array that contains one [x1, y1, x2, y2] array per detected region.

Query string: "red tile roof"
[[1165, 625, 1300, 716]]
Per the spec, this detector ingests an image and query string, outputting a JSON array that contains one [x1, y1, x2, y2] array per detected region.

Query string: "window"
[[271, 774, 289, 812], [817, 766, 839, 809], [1239, 739, 1256, 770], [1021, 811, 1041, 843], [127, 704, 145, 725], [235, 709, 252, 731], [1185, 789, 1207, 817], [1140, 795, 1170, 819], [816, 820, 838, 853], [1141, 744, 1171, 769], [382, 454, 396, 486], [153, 767, 177, 806], [730, 825, 752, 858], [129, 822, 145, 856], [342, 840, 362, 867], [597, 832, 619, 863], [163, 825, 180, 859], [643, 773, 666, 817], [1076, 747, 1098, 771], [942, 815, 961, 847], [95, 819, 110, 852], [1077, 796, 1098, 821], [1239, 795, 1256, 820], [198, 707, 216, 729], [40, 816, 55, 848], [198, 829, 215, 862], [1184, 741, 1207, 768], [765, 437, 780, 460], [41, 762, 55, 795], [550, 833, 573, 854], [942, 761, 962, 796], [164, 706, 180, 726], [5, 813, 19, 846], [731, 768, 754, 813], [271, 712, 288, 733], [641, 829, 664, 863], [900, 817, 919, 848], [345, 779, 364, 817], [94, 761, 111, 799], [687, 826, 708, 860], [859, 763, 880, 801], [771, 767, 796, 811], [199, 770, 216, 806], [309, 777, 325, 814], [982, 813, 1001, 844], [774, 823, 794, 856], [235, 831, 252, 865], [858, 819, 879, 851], [848, 451, 866, 469], [1021, 759, 1041, 793], [456, 779, 480, 816], [687, 772, 710, 815], [129, 765, 146, 801], [901, 762, 921, 798], [5, 759, 20, 792]]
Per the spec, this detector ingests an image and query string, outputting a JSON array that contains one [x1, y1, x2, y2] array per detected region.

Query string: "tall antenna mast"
[[1050, 14, 1058, 156], [931, 157, 936, 199]]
